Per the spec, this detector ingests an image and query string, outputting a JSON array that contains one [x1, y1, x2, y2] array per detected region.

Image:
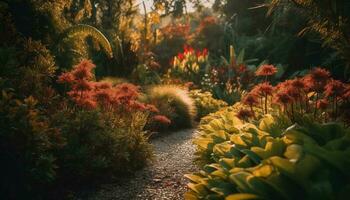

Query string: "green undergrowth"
[[186, 104, 350, 200]]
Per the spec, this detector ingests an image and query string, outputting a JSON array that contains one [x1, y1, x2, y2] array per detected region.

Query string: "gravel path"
[[83, 129, 198, 200]]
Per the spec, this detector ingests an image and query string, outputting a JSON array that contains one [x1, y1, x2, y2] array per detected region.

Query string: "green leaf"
[[240, 149, 261, 165], [225, 193, 260, 200]]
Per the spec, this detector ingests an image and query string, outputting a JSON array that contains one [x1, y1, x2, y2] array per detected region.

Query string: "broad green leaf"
[[284, 144, 303, 162], [225, 193, 260, 200], [258, 114, 274, 132], [240, 149, 261, 165], [184, 191, 199, 200], [185, 174, 206, 184], [229, 172, 254, 193], [187, 183, 208, 196]]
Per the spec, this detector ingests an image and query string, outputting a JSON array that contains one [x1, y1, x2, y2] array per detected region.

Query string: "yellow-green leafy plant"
[[186, 107, 350, 200], [145, 85, 197, 130], [189, 89, 228, 119]]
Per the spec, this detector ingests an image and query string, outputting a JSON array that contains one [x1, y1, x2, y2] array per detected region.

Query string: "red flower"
[[57, 72, 74, 84], [316, 99, 329, 110], [274, 91, 293, 105], [72, 80, 94, 91], [304, 67, 331, 92], [184, 45, 194, 54], [236, 109, 254, 120], [285, 85, 301, 100], [291, 78, 306, 89], [202, 48, 208, 56], [71, 60, 95, 80], [275, 80, 293, 91], [324, 79, 345, 97], [177, 53, 185, 61], [237, 64, 247, 73], [310, 67, 331, 82], [94, 89, 113, 106], [255, 64, 277, 76], [252, 82, 274, 96], [153, 115, 171, 125], [242, 93, 259, 106]]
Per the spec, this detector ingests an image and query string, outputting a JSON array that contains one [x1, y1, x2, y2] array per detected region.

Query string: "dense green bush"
[[189, 89, 228, 119], [52, 108, 153, 181], [186, 106, 350, 199], [145, 85, 197, 130]]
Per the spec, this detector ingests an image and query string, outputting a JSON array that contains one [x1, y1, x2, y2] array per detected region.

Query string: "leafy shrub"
[[186, 107, 350, 200], [55, 60, 155, 181], [131, 64, 161, 85], [52, 108, 153, 181], [189, 89, 228, 119], [145, 85, 197, 130], [0, 38, 57, 100], [0, 91, 64, 199]]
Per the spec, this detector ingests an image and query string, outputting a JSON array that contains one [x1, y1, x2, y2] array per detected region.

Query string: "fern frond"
[[65, 24, 113, 58]]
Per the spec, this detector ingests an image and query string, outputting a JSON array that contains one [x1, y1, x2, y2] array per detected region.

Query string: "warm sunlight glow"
[[2, 0, 349, 199]]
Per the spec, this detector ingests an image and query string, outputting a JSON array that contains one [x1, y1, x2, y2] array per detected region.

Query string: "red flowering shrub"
[[238, 66, 349, 123], [58, 60, 158, 114], [324, 79, 345, 98]]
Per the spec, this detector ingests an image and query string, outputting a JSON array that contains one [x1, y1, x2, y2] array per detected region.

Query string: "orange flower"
[[255, 64, 277, 76]]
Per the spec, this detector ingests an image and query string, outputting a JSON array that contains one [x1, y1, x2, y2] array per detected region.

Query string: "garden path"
[[82, 129, 198, 200]]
